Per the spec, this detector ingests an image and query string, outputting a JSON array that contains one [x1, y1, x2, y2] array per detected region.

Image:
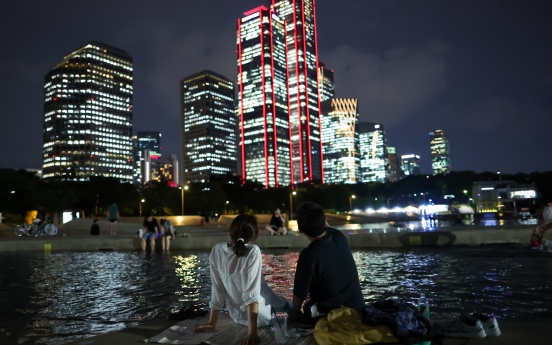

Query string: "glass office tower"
[[387, 146, 401, 182], [237, 6, 290, 188], [321, 98, 360, 184], [429, 129, 451, 175], [318, 61, 335, 102], [401, 154, 421, 176], [271, 0, 323, 184], [132, 131, 161, 184], [358, 122, 389, 183], [42, 41, 133, 182], [181, 70, 237, 184]]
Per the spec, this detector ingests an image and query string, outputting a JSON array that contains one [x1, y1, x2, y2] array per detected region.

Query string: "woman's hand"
[[194, 323, 215, 333], [240, 333, 260, 345]]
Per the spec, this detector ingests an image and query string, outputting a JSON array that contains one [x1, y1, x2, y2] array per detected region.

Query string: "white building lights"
[[238, 6, 290, 188], [181, 71, 237, 184], [42, 41, 133, 182], [429, 129, 451, 175], [321, 99, 360, 184], [358, 122, 389, 183]]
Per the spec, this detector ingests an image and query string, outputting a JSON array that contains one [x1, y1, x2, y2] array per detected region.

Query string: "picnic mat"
[[147, 312, 316, 345]]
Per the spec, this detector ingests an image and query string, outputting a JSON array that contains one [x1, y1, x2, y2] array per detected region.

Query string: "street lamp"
[[289, 191, 297, 220], [180, 185, 189, 216], [139, 199, 145, 217], [349, 195, 356, 211]]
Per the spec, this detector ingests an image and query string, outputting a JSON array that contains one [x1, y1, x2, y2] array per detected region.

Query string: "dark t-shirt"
[[90, 224, 100, 235], [270, 215, 283, 228], [293, 227, 365, 311], [143, 218, 159, 233]]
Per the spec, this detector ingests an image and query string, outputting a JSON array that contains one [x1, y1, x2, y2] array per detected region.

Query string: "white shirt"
[[209, 242, 286, 327]]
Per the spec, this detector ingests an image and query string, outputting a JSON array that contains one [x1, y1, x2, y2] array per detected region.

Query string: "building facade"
[[401, 154, 421, 176], [237, 6, 290, 188], [429, 129, 451, 175], [358, 122, 389, 183], [42, 41, 133, 182], [150, 154, 180, 186], [387, 146, 401, 182], [272, 0, 324, 184], [180, 70, 237, 184], [318, 61, 334, 102], [132, 131, 161, 184], [321, 99, 360, 184]]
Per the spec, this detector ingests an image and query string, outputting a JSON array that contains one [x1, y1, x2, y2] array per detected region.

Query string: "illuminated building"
[[42, 41, 133, 182], [132, 131, 161, 184], [401, 154, 421, 176], [181, 70, 237, 184], [321, 99, 360, 184], [272, 0, 324, 184], [358, 122, 389, 183], [429, 129, 451, 175], [150, 154, 180, 186], [472, 180, 537, 213], [237, 6, 290, 188], [318, 62, 334, 102], [387, 146, 401, 182]]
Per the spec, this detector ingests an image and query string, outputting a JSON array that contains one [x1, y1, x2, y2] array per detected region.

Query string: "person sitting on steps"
[[265, 208, 287, 235]]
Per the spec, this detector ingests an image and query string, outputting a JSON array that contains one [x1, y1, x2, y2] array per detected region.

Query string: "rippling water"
[[0, 245, 551, 344]]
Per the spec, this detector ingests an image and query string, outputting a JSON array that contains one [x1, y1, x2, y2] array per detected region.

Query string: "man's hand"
[[194, 323, 215, 333], [241, 333, 260, 345]]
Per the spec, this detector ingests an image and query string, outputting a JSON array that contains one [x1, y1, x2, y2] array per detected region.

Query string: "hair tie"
[[237, 238, 245, 243]]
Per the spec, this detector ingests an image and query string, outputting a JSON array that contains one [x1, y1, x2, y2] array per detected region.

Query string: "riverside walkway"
[[0, 214, 544, 252]]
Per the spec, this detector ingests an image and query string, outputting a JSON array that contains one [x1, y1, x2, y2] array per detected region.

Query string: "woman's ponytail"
[[229, 215, 259, 257]]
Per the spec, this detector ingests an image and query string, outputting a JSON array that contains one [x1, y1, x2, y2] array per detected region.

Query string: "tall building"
[[358, 122, 389, 183], [237, 6, 290, 188], [272, 0, 324, 184], [401, 154, 421, 176], [429, 129, 451, 175], [387, 146, 401, 182], [318, 62, 335, 102], [150, 154, 180, 186], [42, 41, 133, 182], [321, 99, 360, 184], [180, 70, 237, 184], [132, 131, 161, 184]]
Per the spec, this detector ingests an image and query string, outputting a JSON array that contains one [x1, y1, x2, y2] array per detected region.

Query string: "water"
[[0, 246, 551, 345]]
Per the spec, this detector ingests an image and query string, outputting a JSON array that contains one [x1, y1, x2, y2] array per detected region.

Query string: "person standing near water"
[[107, 203, 119, 235]]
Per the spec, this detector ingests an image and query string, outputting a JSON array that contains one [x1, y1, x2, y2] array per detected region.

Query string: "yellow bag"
[[314, 307, 398, 345]]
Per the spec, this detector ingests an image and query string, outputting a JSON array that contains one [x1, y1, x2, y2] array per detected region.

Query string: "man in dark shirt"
[[141, 214, 159, 251], [292, 202, 365, 322]]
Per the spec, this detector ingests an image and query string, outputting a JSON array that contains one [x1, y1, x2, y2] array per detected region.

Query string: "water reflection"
[[0, 246, 551, 345]]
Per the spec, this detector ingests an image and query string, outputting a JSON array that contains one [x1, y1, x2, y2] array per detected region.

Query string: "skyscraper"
[[387, 146, 401, 182], [318, 61, 335, 102], [401, 154, 421, 176], [272, 0, 324, 184], [358, 122, 389, 183], [132, 131, 161, 184], [180, 70, 237, 184], [237, 6, 290, 188], [429, 129, 451, 175], [42, 41, 133, 182], [321, 99, 360, 184]]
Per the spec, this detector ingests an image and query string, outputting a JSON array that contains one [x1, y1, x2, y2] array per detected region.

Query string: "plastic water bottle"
[[418, 293, 430, 319]]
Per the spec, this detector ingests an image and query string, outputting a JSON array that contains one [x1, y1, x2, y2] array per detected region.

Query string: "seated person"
[[265, 208, 287, 235], [90, 219, 100, 235], [291, 202, 365, 323], [530, 205, 552, 249], [159, 217, 175, 251], [142, 214, 160, 251]]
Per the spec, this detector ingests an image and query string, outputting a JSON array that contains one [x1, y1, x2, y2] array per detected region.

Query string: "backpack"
[[361, 299, 432, 344]]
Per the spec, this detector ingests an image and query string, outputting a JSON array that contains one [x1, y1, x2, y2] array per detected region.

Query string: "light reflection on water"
[[0, 246, 551, 345]]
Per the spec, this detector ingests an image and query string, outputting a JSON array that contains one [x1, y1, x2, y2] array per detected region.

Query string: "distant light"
[[11, 191, 15, 194], [481, 187, 494, 190], [366, 208, 374, 213]]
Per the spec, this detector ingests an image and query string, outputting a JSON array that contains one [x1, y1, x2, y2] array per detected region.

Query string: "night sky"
[[1, 0, 551, 175]]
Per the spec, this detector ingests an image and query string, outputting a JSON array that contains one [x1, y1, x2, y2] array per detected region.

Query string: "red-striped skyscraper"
[[271, 0, 324, 184], [237, 6, 290, 188]]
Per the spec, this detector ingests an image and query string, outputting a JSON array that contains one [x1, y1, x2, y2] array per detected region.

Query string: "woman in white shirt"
[[194, 214, 289, 345]]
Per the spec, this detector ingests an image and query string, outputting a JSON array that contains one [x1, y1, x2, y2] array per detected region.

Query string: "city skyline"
[[1, 0, 551, 175]]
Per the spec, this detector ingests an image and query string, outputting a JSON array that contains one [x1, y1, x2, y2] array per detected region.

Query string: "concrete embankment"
[[0, 226, 543, 252]]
